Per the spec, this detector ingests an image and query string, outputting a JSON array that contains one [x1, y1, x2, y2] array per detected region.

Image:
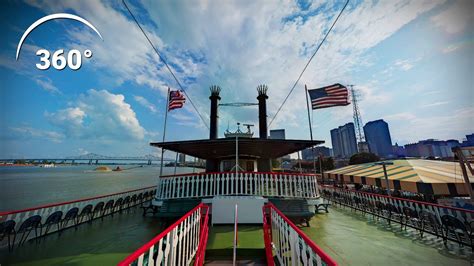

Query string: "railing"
[[262, 203, 338, 266], [0, 186, 155, 249], [156, 172, 319, 200], [118, 203, 210, 266], [321, 186, 474, 247]]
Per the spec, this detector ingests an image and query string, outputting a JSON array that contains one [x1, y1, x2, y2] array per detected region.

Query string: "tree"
[[349, 152, 380, 165]]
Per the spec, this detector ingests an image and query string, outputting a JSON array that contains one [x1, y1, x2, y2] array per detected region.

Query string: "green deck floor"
[[1, 205, 472, 265], [0, 207, 165, 266]]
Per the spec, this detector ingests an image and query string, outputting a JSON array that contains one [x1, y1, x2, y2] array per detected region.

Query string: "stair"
[[205, 259, 266, 265]]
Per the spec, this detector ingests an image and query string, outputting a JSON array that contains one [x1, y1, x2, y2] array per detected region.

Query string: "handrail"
[[194, 205, 210, 266], [118, 203, 209, 266], [233, 204, 238, 266], [160, 171, 319, 178], [0, 185, 155, 215], [263, 203, 338, 266], [321, 185, 474, 214]]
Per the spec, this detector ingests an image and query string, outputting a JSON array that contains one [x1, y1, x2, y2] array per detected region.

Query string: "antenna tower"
[[349, 85, 365, 145]]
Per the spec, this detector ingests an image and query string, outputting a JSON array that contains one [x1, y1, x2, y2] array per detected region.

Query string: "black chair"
[[441, 215, 473, 248], [78, 204, 93, 223], [103, 200, 115, 217], [419, 210, 442, 238], [130, 194, 138, 206], [42, 211, 63, 235], [402, 207, 420, 231], [123, 196, 131, 209], [0, 220, 16, 251], [61, 207, 79, 229], [92, 202, 104, 220], [113, 198, 123, 214], [14, 215, 42, 247], [137, 193, 144, 204], [375, 201, 385, 220], [143, 192, 150, 202]]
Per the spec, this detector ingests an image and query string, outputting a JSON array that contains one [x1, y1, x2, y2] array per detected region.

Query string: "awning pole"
[[382, 164, 391, 196]]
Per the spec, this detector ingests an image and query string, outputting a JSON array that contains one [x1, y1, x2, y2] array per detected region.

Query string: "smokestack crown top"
[[257, 84, 268, 99], [210, 85, 221, 98]]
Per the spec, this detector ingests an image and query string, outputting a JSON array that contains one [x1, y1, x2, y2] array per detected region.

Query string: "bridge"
[[0, 153, 175, 165]]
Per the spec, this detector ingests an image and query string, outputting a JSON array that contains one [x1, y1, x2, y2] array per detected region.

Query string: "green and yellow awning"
[[324, 159, 474, 196]]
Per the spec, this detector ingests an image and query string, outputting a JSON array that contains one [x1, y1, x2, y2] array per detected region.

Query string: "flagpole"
[[159, 87, 171, 178], [305, 85, 318, 178]]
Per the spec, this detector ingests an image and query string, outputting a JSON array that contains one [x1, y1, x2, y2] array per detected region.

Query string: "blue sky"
[[0, 0, 472, 158]]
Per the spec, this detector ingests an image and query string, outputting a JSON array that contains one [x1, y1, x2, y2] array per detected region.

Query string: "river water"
[[0, 165, 199, 211]]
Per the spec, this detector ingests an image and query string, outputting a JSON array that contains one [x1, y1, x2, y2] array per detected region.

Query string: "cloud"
[[393, 57, 423, 71], [24, 0, 443, 137], [420, 101, 449, 108], [442, 42, 469, 53], [431, 0, 473, 34], [384, 112, 417, 121], [8, 126, 64, 143], [47, 89, 146, 140], [133, 95, 158, 113], [45, 107, 85, 137], [386, 107, 474, 143], [33, 76, 61, 94]]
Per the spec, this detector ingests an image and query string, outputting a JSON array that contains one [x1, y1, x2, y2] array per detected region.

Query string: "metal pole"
[[236, 136, 239, 174], [193, 157, 196, 173], [453, 148, 474, 199], [319, 154, 324, 184], [297, 151, 302, 173], [233, 204, 238, 266], [174, 153, 178, 175], [382, 164, 391, 196], [305, 85, 318, 174], [159, 88, 170, 178]]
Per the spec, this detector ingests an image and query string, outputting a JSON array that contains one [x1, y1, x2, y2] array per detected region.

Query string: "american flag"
[[307, 83, 349, 109], [168, 90, 186, 111]]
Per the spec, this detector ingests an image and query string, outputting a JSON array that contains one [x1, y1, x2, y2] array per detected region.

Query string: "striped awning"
[[324, 159, 474, 196]]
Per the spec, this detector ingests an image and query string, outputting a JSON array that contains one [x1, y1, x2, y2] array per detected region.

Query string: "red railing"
[[118, 203, 209, 266], [262, 203, 338, 266], [0, 186, 155, 216], [0, 186, 156, 249], [321, 185, 474, 247]]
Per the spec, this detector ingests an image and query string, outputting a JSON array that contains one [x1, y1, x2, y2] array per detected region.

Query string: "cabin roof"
[[150, 138, 324, 160]]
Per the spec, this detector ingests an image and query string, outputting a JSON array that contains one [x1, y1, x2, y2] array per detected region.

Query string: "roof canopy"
[[325, 159, 474, 196], [150, 138, 324, 160]]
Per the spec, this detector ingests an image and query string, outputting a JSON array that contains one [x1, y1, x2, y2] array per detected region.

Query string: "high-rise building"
[[405, 139, 460, 158], [302, 146, 332, 160], [269, 129, 286, 139], [331, 123, 358, 158], [363, 119, 393, 158]]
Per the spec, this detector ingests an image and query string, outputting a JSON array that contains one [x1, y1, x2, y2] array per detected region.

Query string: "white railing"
[[263, 203, 337, 266], [0, 186, 155, 250], [118, 203, 210, 266], [156, 172, 319, 200]]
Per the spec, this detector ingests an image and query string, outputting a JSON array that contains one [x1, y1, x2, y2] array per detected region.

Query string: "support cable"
[[268, 0, 349, 128], [123, 0, 210, 130]]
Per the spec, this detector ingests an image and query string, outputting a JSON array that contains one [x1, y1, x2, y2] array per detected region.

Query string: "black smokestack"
[[257, 84, 268, 139], [209, 85, 221, 140]]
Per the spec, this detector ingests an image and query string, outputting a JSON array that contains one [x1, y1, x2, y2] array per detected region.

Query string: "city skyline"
[[1, 0, 473, 158]]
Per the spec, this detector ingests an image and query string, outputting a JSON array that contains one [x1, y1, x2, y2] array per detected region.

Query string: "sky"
[[0, 0, 473, 158]]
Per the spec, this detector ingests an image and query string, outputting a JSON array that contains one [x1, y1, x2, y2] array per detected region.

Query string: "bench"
[[154, 199, 201, 219], [269, 199, 314, 227]]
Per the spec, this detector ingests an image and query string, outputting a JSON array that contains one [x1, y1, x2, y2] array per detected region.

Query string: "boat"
[[1, 87, 473, 266]]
